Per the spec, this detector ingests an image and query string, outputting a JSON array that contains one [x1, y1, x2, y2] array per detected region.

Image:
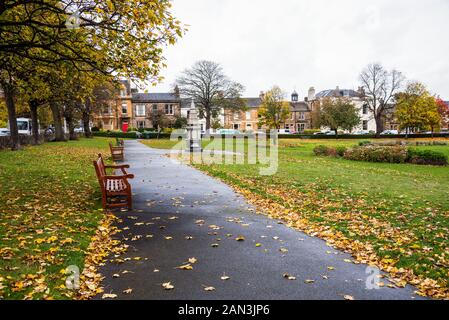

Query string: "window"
[[103, 106, 111, 114], [298, 123, 306, 133], [152, 104, 158, 114], [122, 104, 128, 114], [363, 104, 368, 115], [233, 124, 240, 130], [165, 104, 174, 115], [246, 111, 251, 120], [363, 120, 368, 131], [120, 89, 127, 97], [137, 121, 145, 129], [135, 104, 145, 116], [299, 112, 305, 120]]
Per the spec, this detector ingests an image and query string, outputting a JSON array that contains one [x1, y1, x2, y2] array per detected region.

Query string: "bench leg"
[[127, 195, 133, 210]]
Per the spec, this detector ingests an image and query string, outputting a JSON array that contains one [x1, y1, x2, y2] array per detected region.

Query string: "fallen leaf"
[[162, 282, 174, 290], [304, 280, 315, 284], [204, 286, 215, 291], [188, 257, 198, 264], [102, 293, 118, 299], [123, 288, 133, 294], [344, 295, 355, 300], [176, 264, 193, 270], [283, 273, 296, 280], [235, 236, 245, 242]]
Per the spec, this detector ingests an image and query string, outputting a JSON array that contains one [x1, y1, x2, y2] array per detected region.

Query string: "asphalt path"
[[96, 140, 423, 300]]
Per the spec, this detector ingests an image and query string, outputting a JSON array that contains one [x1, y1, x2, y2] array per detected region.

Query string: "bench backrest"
[[93, 154, 107, 193]]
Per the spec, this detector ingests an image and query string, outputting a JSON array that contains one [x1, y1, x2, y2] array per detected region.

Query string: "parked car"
[[74, 126, 84, 133], [217, 129, 241, 135], [353, 130, 370, 135], [381, 130, 399, 135], [278, 129, 291, 135], [0, 128, 10, 136]]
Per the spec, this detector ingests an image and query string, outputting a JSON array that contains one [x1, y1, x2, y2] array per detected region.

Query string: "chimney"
[[174, 85, 180, 99], [308, 87, 316, 101], [259, 91, 265, 100]]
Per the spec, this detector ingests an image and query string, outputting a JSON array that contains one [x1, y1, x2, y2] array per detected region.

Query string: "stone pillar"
[[185, 99, 202, 152]]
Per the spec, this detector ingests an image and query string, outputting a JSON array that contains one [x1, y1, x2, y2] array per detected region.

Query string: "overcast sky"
[[150, 0, 449, 99]]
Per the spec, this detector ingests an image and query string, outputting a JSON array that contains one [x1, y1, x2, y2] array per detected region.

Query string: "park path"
[[97, 140, 423, 300]]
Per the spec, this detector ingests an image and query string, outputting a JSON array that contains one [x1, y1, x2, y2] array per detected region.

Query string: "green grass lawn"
[[143, 137, 449, 298], [0, 138, 115, 300]]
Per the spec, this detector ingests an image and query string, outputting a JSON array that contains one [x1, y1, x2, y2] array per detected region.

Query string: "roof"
[[244, 98, 262, 108], [132, 92, 179, 103], [290, 102, 310, 112], [316, 89, 361, 99]]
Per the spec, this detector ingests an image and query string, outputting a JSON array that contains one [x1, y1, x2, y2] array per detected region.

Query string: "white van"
[[7, 118, 39, 135]]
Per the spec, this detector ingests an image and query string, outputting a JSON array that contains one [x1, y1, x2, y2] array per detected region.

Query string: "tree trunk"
[[29, 100, 40, 145], [3, 84, 20, 150], [205, 109, 211, 131], [82, 99, 93, 138], [375, 114, 384, 138], [65, 115, 77, 140], [50, 102, 66, 141], [82, 110, 92, 138]]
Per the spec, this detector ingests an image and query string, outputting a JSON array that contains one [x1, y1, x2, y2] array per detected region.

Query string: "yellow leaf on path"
[[327, 266, 335, 271], [344, 295, 355, 300], [305, 280, 315, 284], [221, 274, 230, 281], [176, 264, 193, 270], [280, 248, 289, 253], [188, 258, 197, 264], [211, 243, 219, 248], [123, 288, 133, 294], [255, 243, 262, 247], [204, 286, 215, 291], [283, 273, 296, 280], [235, 236, 245, 242], [162, 282, 174, 290], [165, 236, 173, 240], [102, 293, 118, 299]]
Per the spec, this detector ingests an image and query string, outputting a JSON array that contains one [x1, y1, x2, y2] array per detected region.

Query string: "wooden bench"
[[116, 138, 125, 147], [109, 142, 125, 162], [93, 154, 134, 210]]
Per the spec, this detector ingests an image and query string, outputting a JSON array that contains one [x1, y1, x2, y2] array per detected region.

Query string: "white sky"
[[150, 0, 449, 99]]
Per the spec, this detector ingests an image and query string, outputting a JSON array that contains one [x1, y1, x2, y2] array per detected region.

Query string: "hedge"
[[93, 131, 139, 139], [407, 149, 448, 166], [278, 133, 449, 140], [344, 146, 408, 163]]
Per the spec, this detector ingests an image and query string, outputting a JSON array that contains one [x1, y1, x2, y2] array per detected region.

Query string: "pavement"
[[96, 140, 424, 300]]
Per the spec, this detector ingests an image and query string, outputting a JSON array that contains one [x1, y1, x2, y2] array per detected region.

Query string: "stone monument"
[[185, 99, 202, 152]]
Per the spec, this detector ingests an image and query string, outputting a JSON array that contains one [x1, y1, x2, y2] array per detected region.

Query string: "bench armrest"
[[105, 164, 130, 169], [104, 174, 135, 180]]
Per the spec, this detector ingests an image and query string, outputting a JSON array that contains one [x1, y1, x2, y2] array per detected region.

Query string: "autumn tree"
[[175, 60, 246, 130], [359, 63, 405, 137], [436, 98, 449, 130], [258, 86, 291, 130], [0, 0, 184, 149], [395, 82, 441, 135], [319, 97, 361, 138]]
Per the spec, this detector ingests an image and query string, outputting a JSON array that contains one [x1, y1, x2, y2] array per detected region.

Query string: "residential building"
[[93, 80, 182, 131], [312, 86, 377, 133]]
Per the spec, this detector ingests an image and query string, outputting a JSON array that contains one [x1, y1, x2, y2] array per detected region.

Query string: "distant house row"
[[92, 80, 410, 133]]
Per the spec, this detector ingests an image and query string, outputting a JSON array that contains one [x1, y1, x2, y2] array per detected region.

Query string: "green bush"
[[407, 149, 448, 166], [358, 140, 372, 147], [91, 127, 100, 132], [344, 146, 408, 163], [336, 146, 347, 157]]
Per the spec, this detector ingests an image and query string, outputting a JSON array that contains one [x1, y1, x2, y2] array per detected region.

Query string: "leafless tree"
[[359, 63, 405, 136], [175, 60, 245, 130]]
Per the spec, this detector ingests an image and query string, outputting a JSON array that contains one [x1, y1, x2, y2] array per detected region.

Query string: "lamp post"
[[186, 99, 202, 152]]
